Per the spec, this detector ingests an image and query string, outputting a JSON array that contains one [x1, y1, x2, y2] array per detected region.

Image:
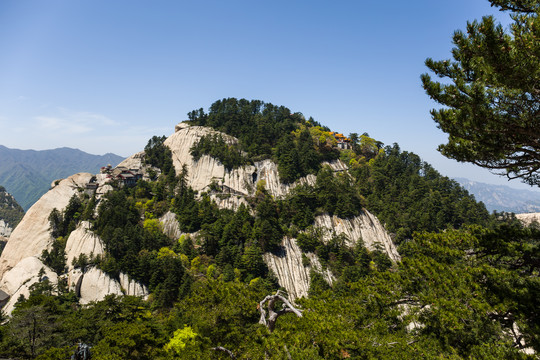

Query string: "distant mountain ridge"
[[454, 177, 540, 213], [0, 145, 124, 210]]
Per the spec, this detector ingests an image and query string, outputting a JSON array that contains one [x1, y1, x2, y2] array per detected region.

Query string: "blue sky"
[[0, 0, 535, 190]]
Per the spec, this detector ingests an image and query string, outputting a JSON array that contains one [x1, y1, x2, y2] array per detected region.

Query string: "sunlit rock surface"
[[516, 212, 540, 226], [0, 256, 58, 315], [0, 173, 94, 278], [64, 221, 105, 271]]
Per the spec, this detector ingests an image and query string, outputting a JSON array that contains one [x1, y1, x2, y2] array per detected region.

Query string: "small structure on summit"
[[329, 132, 352, 150], [101, 165, 143, 187]]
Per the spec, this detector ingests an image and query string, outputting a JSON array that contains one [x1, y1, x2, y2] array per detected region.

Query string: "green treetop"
[[421, 0, 540, 185]]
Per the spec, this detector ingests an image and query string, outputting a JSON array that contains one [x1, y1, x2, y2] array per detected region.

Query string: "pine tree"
[[421, 0, 540, 185]]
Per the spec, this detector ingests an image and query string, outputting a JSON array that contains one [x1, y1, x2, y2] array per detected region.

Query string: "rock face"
[[314, 212, 401, 262], [0, 121, 400, 310], [0, 173, 148, 314], [64, 221, 105, 270], [76, 267, 148, 304], [264, 211, 400, 299], [162, 122, 350, 201], [516, 212, 540, 226], [160, 211, 182, 240], [63, 222, 149, 303], [0, 256, 58, 315], [78, 267, 123, 304], [162, 122, 400, 298], [263, 237, 334, 300], [164, 125, 254, 195], [0, 173, 94, 278]]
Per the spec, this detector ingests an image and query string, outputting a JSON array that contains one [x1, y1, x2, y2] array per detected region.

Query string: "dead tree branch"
[[258, 290, 303, 332], [212, 346, 235, 359]]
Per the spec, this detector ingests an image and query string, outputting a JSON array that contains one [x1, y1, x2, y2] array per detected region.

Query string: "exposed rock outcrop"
[[160, 211, 182, 240], [163, 122, 350, 202], [516, 212, 540, 226], [0, 173, 94, 278], [0, 256, 58, 315], [77, 267, 148, 304], [0, 121, 400, 311], [118, 273, 148, 298], [314, 212, 401, 262], [64, 221, 105, 270], [264, 210, 400, 299], [263, 237, 334, 299], [159, 123, 400, 298], [0, 173, 148, 313], [78, 267, 124, 304], [164, 125, 254, 195]]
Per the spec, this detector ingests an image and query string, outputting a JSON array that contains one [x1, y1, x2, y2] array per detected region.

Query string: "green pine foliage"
[[353, 143, 492, 243], [0, 185, 24, 229], [2, 221, 536, 359], [188, 98, 339, 183], [421, 0, 540, 185], [2, 96, 537, 358], [187, 98, 300, 159], [190, 133, 248, 171]]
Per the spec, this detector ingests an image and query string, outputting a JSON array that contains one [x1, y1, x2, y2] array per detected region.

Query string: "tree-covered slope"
[[0, 186, 24, 231], [353, 144, 492, 243], [0, 98, 536, 359], [0, 145, 124, 210]]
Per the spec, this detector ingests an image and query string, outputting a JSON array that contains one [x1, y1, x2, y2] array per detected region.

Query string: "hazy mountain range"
[[454, 177, 540, 214], [0, 145, 124, 210]]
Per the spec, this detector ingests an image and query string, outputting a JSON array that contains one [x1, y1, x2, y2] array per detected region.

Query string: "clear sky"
[[0, 0, 536, 191]]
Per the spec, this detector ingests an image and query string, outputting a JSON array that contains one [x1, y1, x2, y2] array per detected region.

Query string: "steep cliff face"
[[0, 173, 94, 278], [0, 256, 58, 315], [263, 237, 334, 299], [163, 122, 400, 298], [162, 122, 349, 202], [64, 221, 105, 270], [264, 211, 400, 299], [0, 174, 149, 313], [314, 212, 401, 262], [77, 267, 148, 304], [0, 121, 400, 310]]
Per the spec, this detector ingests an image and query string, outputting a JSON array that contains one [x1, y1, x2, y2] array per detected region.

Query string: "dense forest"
[[0, 97, 538, 359], [0, 185, 24, 230]]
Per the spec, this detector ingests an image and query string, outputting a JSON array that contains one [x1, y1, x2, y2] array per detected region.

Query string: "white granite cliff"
[[0, 174, 148, 314], [161, 122, 400, 298], [516, 212, 540, 226], [0, 172, 94, 278], [0, 121, 400, 311]]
